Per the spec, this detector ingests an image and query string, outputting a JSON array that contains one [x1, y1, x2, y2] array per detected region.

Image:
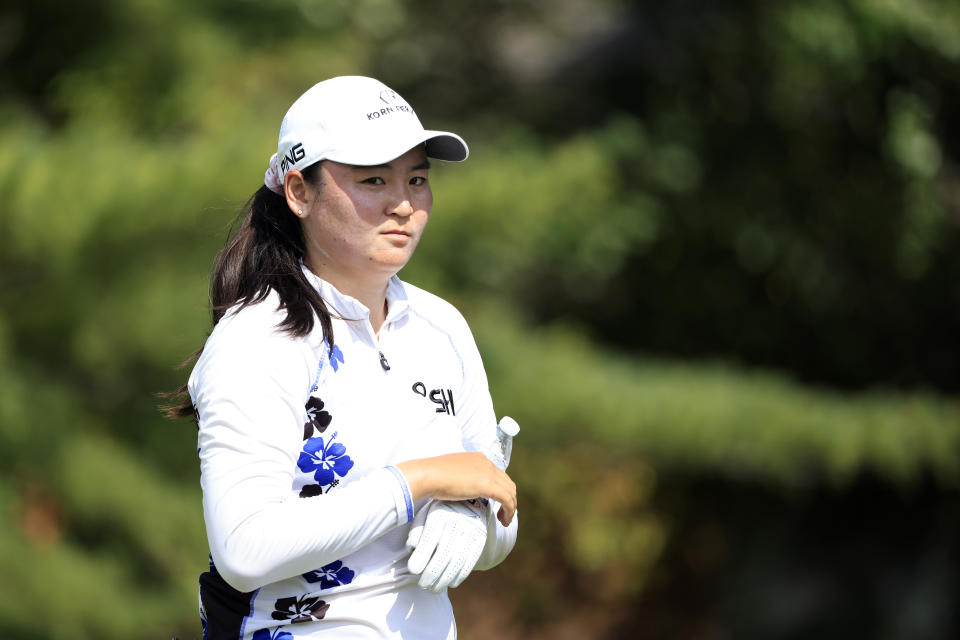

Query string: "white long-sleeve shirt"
[[188, 270, 517, 640]]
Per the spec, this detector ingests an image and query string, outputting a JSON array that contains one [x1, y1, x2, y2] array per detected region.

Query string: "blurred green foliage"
[[1, 0, 958, 638]]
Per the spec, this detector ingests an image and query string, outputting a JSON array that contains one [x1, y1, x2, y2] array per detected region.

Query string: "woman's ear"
[[284, 169, 310, 218]]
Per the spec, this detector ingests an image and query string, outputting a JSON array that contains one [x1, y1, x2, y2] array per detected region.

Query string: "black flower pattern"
[[270, 595, 329, 624], [303, 397, 332, 440], [299, 484, 323, 498]]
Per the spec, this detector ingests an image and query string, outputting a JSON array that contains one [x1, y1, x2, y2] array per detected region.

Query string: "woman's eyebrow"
[[354, 160, 430, 171]]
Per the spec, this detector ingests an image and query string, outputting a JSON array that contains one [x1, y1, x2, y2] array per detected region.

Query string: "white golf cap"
[[275, 76, 468, 184]]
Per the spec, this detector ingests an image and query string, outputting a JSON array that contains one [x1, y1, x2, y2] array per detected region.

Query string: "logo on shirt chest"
[[411, 381, 456, 416]]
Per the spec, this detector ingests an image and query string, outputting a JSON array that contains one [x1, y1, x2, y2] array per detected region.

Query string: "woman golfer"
[[174, 76, 518, 639]]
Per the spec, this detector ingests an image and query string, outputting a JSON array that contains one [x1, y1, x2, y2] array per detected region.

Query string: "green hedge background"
[[1, 1, 958, 638]]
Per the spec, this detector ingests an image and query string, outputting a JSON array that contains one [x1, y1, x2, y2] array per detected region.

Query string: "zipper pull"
[[379, 350, 391, 371]]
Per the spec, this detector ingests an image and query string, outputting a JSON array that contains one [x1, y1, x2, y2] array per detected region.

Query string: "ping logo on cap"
[[280, 142, 306, 172]]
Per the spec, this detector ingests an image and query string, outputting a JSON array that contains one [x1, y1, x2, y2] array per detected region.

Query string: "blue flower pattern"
[[244, 344, 358, 635], [303, 560, 355, 589], [252, 628, 294, 640], [298, 352, 356, 495], [329, 344, 344, 372], [200, 346, 364, 637], [297, 434, 355, 486]]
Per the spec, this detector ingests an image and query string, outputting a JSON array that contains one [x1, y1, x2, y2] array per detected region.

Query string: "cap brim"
[[423, 131, 469, 162], [323, 130, 469, 166]]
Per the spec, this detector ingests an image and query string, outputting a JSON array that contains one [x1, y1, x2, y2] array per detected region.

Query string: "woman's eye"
[[410, 176, 428, 186], [362, 177, 385, 185]]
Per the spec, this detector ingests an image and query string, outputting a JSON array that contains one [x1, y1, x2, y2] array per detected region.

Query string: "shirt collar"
[[300, 263, 411, 325], [383, 276, 410, 324]]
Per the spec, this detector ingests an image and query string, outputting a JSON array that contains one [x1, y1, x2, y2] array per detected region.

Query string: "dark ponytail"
[[161, 164, 333, 420]]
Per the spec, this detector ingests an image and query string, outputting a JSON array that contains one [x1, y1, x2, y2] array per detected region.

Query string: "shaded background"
[[1, 0, 959, 638]]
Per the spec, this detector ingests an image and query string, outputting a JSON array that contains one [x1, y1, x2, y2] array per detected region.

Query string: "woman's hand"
[[396, 453, 517, 526]]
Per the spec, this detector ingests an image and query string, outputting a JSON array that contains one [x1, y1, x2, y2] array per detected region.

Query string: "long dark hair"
[[162, 164, 334, 419]]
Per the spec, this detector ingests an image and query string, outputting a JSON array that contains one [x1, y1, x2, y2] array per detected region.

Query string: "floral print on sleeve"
[[303, 397, 332, 440], [328, 344, 345, 372], [299, 392, 354, 496], [297, 434, 354, 487]]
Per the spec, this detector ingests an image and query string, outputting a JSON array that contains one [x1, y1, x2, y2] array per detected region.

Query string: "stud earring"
[[298, 209, 303, 216]]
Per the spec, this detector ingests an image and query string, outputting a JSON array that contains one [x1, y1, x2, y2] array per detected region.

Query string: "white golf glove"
[[406, 416, 520, 592], [406, 498, 488, 593]]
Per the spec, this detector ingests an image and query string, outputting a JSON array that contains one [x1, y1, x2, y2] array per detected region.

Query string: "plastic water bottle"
[[496, 416, 520, 469]]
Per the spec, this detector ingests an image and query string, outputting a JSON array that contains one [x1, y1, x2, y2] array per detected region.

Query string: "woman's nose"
[[390, 198, 415, 217]]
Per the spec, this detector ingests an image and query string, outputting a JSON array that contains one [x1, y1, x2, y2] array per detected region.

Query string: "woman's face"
[[299, 145, 433, 292]]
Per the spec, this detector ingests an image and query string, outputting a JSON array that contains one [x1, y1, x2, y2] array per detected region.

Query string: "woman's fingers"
[[489, 476, 517, 526], [497, 503, 515, 527], [495, 469, 517, 525]]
